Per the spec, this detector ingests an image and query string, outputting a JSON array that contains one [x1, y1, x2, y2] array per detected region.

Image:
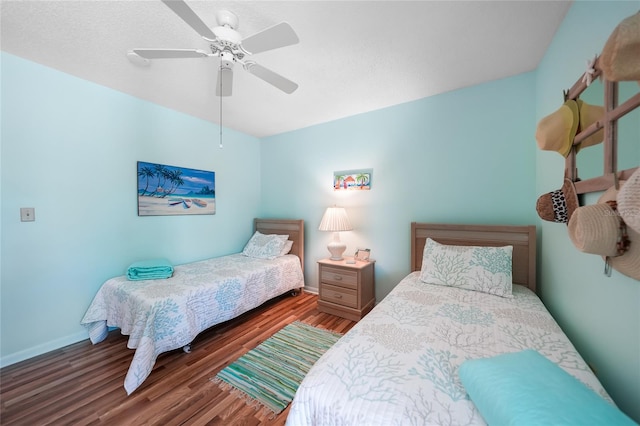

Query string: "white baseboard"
[[0, 331, 88, 369], [1, 290, 321, 369], [302, 286, 318, 295]]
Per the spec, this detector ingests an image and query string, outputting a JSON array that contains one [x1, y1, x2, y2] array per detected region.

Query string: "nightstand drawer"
[[320, 284, 358, 308], [317, 258, 376, 321], [320, 266, 358, 289]]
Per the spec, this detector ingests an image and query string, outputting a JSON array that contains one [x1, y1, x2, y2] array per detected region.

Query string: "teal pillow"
[[459, 350, 637, 426]]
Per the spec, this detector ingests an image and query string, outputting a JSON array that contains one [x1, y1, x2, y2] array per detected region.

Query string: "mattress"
[[287, 271, 611, 426], [81, 253, 304, 394]]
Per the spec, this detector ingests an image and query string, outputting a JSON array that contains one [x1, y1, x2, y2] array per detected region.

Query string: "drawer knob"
[[334, 293, 342, 299], [333, 275, 342, 280]]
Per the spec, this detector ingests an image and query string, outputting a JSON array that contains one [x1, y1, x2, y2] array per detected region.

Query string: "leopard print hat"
[[536, 178, 579, 224]]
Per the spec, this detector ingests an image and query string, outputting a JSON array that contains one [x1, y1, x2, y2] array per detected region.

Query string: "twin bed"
[[81, 218, 305, 395], [82, 219, 632, 425], [287, 223, 633, 425]]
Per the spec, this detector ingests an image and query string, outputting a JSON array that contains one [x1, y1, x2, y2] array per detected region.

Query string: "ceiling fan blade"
[[131, 49, 208, 59], [245, 62, 298, 94], [216, 67, 233, 97], [241, 22, 299, 54], [161, 0, 217, 40]]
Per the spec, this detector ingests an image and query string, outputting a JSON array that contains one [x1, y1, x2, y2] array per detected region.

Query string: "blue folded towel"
[[126, 258, 174, 281]]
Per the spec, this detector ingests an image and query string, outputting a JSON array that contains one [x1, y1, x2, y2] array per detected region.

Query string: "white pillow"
[[269, 233, 292, 256], [242, 231, 287, 260], [419, 238, 513, 298], [279, 240, 294, 256]]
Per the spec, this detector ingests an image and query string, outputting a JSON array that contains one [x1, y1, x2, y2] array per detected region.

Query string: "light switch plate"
[[20, 207, 35, 222]]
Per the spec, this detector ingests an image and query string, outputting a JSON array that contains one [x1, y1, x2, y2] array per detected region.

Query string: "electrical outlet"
[[20, 207, 35, 222]]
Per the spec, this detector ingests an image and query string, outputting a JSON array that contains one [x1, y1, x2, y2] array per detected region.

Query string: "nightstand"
[[317, 257, 375, 321]]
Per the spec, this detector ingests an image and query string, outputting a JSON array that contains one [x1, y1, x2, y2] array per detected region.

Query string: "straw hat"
[[536, 100, 579, 157], [536, 179, 579, 224], [568, 181, 639, 280], [576, 99, 605, 150], [599, 12, 640, 82], [618, 168, 640, 233]]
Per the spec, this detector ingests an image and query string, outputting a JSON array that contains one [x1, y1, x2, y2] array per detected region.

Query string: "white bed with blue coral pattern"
[[81, 219, 305, 395], [287, 223, 634, 426]]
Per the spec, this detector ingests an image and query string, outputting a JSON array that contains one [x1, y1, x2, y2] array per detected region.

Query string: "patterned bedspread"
[[81, 253, 304, 394], [287, 272, 610, 426]]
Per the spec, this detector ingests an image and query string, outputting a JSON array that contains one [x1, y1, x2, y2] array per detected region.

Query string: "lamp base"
[[327, 232, 346, 261]]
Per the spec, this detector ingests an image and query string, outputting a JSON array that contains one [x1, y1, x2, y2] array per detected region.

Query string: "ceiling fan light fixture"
[[217, 67, 233, 96], [219, 51, 235, 69]]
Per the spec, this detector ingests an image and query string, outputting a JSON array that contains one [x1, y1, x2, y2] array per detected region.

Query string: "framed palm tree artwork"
[[137, 161, 215, 216], [333, 169, 371, 191]]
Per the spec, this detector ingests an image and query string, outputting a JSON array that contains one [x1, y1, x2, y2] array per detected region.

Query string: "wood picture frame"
[[354, 248, 371, 262]]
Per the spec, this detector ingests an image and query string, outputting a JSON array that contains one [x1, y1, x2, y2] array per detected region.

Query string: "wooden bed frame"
[[410, 223, 537, 293], [254, 218, 305, 274]]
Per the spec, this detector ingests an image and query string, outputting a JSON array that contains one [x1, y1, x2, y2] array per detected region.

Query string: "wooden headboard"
[[254, 218, 305, 274], [411, 223, 537, 293]]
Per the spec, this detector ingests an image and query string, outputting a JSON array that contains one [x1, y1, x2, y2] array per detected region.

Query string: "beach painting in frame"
[[333, 169, 372, 191], [137, 161, 215, 216]]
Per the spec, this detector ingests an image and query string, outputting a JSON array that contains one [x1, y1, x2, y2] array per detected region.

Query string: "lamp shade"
[[318, 207, 353, 232], [318, 206, 352, 260]]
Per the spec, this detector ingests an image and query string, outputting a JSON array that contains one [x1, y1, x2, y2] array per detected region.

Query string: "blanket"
[[287, 272, 613, 426], [82, 253, 305, 394]]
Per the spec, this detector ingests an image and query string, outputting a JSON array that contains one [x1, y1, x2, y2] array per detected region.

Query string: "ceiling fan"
[[128, 0, 299, 96]]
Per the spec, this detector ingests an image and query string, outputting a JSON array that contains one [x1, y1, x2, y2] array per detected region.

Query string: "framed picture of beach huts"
[[333, 169, 371, 191], [137, 161, 215, 216]]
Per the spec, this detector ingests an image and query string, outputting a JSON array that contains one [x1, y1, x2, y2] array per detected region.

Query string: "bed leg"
[[183, 344, 192, 353], [290, 288, 301, 296]]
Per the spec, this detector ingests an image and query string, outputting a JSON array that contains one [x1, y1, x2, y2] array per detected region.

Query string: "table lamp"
[[318, 206, 353, 260]]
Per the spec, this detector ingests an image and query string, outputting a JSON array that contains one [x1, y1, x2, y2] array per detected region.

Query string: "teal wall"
[[535, 1, 639, 421], [260, 73, 537, 298], [0, 53, 262, 365], [1, 1, 638, 422]]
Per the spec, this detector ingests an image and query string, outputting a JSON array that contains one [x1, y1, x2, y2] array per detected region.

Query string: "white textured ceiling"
[[1, 0, 572, 138]]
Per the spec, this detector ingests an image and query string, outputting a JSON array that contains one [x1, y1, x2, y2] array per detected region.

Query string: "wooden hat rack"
[[563, 56, 640, 195]]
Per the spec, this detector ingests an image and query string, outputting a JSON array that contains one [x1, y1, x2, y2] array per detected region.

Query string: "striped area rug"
[[212, 321, 342, 414]]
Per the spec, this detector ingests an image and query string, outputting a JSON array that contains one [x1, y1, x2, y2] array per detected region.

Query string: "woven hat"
[[568, 181, 639, 280], [576, 99, 605, 150], [536, 100, 579, 157], [618, 168, 640, 233], [599, 12, 640, 82], [536, 179, 579, 224]]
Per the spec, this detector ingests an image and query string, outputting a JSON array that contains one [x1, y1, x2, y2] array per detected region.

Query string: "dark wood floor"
[[0, 292, 356, 425]]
